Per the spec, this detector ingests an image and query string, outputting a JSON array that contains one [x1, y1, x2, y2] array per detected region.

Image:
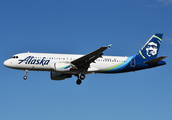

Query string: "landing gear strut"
[[76, 74, 85, 85], [23, 70, 28, 80]]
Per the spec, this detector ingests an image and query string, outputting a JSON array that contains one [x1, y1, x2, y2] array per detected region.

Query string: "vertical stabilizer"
[[135, 34, 163, 61]]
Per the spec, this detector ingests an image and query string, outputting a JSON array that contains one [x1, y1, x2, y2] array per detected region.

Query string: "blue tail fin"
[[135, 34, 163, 61]]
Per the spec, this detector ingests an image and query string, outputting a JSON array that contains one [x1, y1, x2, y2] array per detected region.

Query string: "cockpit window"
[[11, 56, 18, 59]]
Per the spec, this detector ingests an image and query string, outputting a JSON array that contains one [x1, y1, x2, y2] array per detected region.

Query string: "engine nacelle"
[[53, 63, 70, 72], [50, 71, 72, 81]]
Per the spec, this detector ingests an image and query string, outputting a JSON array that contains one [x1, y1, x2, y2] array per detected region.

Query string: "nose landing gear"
[[76, 74, 85, 85], [23, 70, 28, 80]]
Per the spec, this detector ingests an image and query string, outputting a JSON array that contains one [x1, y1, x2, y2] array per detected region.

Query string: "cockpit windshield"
[[11, 56, 18, 59]]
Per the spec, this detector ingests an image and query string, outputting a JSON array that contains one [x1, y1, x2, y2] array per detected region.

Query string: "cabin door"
[[130, 58, 136, 67]]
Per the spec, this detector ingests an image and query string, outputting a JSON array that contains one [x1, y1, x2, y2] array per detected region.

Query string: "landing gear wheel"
[[80, 74, 85, 80], [23, 76, 27, 80], [76, 79, 82, 85], [23, 70, 28, 80]]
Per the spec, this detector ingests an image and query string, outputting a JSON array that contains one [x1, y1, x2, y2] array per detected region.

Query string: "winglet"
[[108, 44, 112, 49]]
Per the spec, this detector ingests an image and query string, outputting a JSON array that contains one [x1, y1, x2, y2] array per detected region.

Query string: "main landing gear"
[[76, 74, 85, 85], [23, 70, 28, 80]]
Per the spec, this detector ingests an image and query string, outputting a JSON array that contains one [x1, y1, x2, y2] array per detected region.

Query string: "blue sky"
[[1, 0, 172, 120]]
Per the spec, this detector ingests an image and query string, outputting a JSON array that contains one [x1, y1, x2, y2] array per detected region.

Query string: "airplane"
[[4, 33, 167, 85]]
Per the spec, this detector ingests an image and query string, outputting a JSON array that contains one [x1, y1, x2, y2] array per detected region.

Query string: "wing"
[[71, 46, 109, 70]]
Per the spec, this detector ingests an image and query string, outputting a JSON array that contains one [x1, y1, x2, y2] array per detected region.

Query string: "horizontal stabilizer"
[[144, 56, 167, 64]]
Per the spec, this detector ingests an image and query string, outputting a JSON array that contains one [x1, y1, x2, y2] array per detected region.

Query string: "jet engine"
[[53, 63, 70, 72], [50, 71, 72, 80]]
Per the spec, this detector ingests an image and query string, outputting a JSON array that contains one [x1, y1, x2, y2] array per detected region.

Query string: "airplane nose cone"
[[4, 59, 10, 67], [4, 60, 8, 66]]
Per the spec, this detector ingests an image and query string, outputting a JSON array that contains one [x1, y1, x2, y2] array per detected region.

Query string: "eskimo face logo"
[[146, 42, 158, 57]]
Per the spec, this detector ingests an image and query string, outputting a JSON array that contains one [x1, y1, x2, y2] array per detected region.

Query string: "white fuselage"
[[4, 52, 129, 74]]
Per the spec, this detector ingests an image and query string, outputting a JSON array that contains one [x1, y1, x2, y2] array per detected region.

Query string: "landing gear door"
[[130, 58, 136, 67]]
